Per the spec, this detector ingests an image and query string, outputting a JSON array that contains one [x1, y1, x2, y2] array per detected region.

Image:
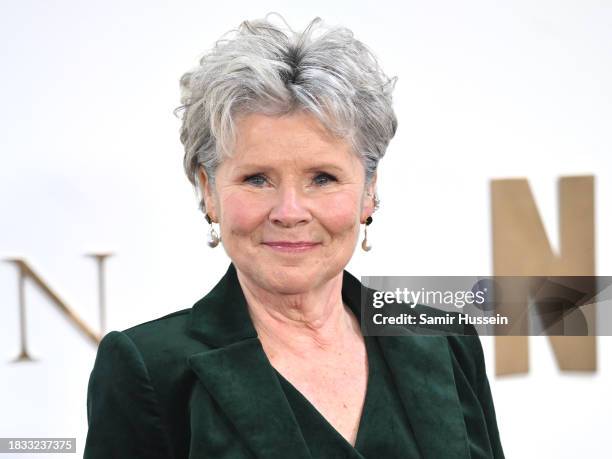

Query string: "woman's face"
[[199, 111, 376, 295]]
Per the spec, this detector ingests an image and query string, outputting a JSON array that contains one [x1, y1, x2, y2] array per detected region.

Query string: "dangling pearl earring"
[[205, 214, 221, 248], [361, 215, 373, 252]]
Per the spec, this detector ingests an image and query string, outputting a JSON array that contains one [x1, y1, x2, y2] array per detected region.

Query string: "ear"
[[361, 172, 378, 224], [197, 167, 218, 222]]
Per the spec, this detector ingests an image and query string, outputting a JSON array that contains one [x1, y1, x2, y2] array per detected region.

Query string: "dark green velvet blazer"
[[84, 263, 504, 458]]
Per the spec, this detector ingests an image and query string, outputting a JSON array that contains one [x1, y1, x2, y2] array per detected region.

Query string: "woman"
[[84, 15, 504, 458]]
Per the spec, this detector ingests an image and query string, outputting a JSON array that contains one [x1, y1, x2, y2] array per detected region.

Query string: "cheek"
[[219, 192, 268, 235], [317, 191, 361, 234]]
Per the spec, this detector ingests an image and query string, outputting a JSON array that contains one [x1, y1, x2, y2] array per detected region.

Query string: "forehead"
[[227, 111, 360, 169]]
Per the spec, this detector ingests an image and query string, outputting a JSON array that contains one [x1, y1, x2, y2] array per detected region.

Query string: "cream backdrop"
[[1, 0, 610, 457]]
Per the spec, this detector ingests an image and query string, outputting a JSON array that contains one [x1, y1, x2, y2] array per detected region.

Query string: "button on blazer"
[[84, 263, 504, 458]]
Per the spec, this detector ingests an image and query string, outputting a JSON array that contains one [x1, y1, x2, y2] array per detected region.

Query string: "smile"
[[262, 242, 321, 253]]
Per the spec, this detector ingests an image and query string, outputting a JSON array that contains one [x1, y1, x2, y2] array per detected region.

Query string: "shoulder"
[[93, 305, 210, 392], [121, 307, 193, 351], [95, 308, 193, 361]]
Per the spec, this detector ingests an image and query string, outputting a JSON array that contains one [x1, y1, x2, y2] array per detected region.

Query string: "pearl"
[[207, 228, 220, 248], [361, 238, 371, 252]]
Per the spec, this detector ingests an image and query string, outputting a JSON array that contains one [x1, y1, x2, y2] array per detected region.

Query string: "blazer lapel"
[[376, 335, 470, 458], [187, 264, 311, 459], [341, 269, 470, 458], [188, 339, 311, 459]]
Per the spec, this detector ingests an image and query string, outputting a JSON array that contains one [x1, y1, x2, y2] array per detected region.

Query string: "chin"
[[239, 260, 332, 295], [265, 265, 322, 294]]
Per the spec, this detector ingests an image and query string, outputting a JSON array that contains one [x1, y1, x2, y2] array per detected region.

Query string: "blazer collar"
[[188, 263, 257, 348], [188, 262, 364, 348]]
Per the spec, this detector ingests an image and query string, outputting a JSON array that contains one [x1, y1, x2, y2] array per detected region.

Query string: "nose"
[[269, 183, 312, 228]]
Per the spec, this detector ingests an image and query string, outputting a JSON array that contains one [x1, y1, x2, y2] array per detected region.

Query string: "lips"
[[262, 241, 320, 252]]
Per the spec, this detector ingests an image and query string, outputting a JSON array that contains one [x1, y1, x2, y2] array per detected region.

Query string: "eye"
[[244, 174, 268, 187], [312, 172, 337, 186]]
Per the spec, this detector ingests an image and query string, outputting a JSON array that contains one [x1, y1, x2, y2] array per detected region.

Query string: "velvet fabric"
[[276, 334, 423, 458], [84, 263, 505, 458]]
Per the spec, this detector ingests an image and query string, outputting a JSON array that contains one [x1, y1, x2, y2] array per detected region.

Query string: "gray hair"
[[176, 14, 397, 212]]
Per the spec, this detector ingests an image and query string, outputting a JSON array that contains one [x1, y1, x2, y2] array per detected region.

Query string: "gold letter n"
[[491, 176, 596, 376], [4, 254, 110, 362]]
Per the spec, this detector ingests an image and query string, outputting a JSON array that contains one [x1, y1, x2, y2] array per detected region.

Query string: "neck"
[[236, 269, 358, 356]]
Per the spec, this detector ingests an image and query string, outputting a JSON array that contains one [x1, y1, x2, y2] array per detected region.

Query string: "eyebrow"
[[304, 164, 346, 173]]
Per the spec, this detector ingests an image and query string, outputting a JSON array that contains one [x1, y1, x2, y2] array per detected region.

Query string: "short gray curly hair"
[[177, 15, 397, 212]]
